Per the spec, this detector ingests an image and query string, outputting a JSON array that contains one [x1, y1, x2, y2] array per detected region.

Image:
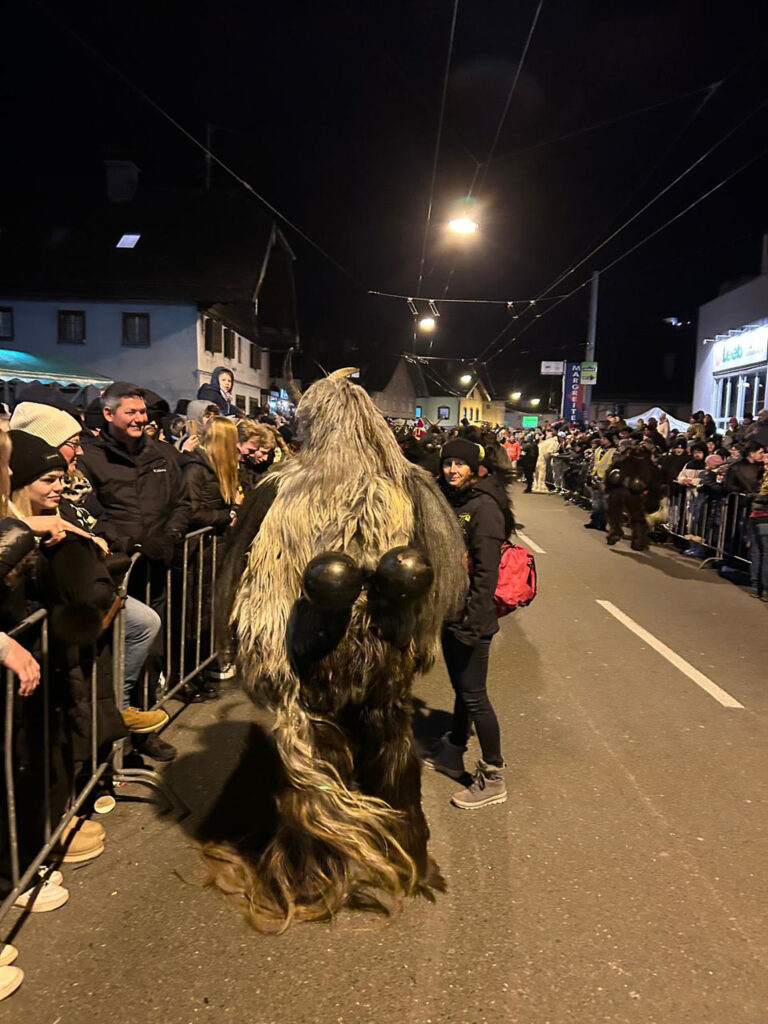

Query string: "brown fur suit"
[[204, 370, 466, 931]]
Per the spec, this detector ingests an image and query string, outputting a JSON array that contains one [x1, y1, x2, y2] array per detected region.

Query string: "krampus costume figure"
[[605, 444, 665, 551], [204, 364, 466, 931]]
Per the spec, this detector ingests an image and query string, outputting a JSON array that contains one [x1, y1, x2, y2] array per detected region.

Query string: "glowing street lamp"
[[448, 217, 479, 235], [459, 373, 473, 385], [418, 316, 437, 333], [510, 391, 522, 401], [530, 397, 541, 407]]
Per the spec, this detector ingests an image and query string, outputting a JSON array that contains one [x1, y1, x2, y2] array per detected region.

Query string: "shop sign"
[[521, 415, 539, 428], [540, 361, 564, 375], [580, 361, 598, 384], [712, 326, 768, 372]]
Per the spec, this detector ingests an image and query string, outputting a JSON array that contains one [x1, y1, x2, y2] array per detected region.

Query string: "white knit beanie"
[[10, 402, 82, 448]]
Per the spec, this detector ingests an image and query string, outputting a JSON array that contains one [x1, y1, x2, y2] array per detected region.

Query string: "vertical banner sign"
[[562, 361, 584, 422]]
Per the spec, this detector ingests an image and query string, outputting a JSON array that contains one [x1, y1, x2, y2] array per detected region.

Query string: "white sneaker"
[[0, 945, 18, 968], [37, 866, 63, 887], [0, 966, 23, 1001], [13, 881, 70, 913]]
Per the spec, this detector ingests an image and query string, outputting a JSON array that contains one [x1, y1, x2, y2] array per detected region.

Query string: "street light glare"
[[510, 391, 522, 401], [530, 397, 541, 406], [459, 373, 473, 385], [418, 316, 436, 332], [448, 217, 479, 235]]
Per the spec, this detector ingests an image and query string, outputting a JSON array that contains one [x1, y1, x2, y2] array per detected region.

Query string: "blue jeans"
[[749, 519, 768, 594], [123, 596, 162, 708]]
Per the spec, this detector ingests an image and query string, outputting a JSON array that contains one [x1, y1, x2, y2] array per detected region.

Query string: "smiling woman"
[[8, 431, 68, 517]]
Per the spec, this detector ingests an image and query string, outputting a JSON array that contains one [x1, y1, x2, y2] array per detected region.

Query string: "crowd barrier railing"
[[1, 525, 222, 928], [662, 484, 753, 571]]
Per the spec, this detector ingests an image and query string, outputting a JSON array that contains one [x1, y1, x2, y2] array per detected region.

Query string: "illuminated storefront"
[[693, 273, 768, 433]]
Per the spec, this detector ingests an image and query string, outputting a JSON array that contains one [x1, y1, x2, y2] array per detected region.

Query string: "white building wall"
[[418, 396, 460, 425], [2, 297, 200, 406], [694, 274, 768, 416], [195, 319, 271, 415], [0, 297, 272, 410]]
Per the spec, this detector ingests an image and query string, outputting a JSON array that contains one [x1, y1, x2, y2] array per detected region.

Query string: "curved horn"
[[283, 347, 303, 405], [328, 367, 360, 380]]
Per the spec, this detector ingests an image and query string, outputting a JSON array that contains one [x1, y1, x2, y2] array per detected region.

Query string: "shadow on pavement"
[[609, 547, 727, 583]]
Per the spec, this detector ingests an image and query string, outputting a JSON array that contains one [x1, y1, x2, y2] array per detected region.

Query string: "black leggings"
[[441, 628, 502, 767]]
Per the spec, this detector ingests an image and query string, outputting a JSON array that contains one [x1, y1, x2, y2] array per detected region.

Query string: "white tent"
[[625, 406, 689, 433]]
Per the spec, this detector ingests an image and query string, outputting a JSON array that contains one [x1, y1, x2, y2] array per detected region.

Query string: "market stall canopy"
[[0, 348, 113, 387], [625, 406, 689, 433]]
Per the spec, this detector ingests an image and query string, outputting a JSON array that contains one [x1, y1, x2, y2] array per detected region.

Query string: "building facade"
[[693, 273, 768, 431]]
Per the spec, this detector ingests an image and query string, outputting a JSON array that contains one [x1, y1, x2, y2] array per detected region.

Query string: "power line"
[[415, 0, 461, 298], [476, 91, 768, 365], [484, 145, 768, 367], [368, 288, 569, 304], [30, 0, 366, 292], [442, 0, 543, 300]]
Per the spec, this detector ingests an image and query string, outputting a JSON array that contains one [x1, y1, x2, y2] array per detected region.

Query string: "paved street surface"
[[7, 490, 768, 1024]]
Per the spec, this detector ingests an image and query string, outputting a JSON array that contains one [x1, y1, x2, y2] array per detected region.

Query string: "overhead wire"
[[415, 0, 461, 298], [475, 88, 768, 366], [482, 44, 767, 354], [441, 0, 544, 299], [368, 288, 569, 304], [30, 0, 366, 291], [483, 144, 768, 367]]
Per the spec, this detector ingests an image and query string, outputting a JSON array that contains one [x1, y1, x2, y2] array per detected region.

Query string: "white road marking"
[[516, 531, 546, 554], [596, 600, 744, 710]]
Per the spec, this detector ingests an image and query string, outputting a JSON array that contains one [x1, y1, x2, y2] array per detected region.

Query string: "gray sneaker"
[[451, 760, 507, 809], [422, 734, 467, 779]]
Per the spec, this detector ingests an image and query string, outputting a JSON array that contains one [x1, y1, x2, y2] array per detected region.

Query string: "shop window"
[[249, 397, 259, 417], [235, 394, 245, 409], [438, 406, 449, 420], [122, 312, 150, 346], [58, 310, 86, 344], [415, 405, 422, 418]]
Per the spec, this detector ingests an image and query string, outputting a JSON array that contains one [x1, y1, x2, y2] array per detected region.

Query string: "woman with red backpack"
[[423, 438, 514, 809]]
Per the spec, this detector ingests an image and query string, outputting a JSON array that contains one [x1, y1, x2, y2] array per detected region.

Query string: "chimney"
[[104, 160, 140, 203]]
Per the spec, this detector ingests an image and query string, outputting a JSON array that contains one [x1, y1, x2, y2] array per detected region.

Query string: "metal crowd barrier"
[[1, 526, 222, 928], [657, 484, 753, 571]]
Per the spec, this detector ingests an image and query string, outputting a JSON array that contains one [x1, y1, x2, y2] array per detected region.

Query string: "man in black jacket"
[[79, 383, 191, 760], [724, 441, 765, 495]]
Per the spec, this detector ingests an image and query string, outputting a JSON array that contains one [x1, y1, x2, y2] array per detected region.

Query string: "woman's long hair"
[[0, 427, 10, 517], [201, 417, 240, 504]]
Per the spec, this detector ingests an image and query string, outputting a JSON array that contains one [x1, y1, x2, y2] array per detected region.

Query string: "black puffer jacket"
[[182, 450, 234, 532], [79, 428, 191, 555], [724, 458, 764, 495], [440, 474, 509, 646]]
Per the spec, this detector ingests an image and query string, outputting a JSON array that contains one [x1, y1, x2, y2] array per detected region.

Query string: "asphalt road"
[[7, 489, 768, 1024]]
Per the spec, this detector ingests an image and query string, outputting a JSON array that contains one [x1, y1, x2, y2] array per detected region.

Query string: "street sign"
[[580, 361, 598, 385], [540, 360, 564, 375], [522, 415, 539, 428]]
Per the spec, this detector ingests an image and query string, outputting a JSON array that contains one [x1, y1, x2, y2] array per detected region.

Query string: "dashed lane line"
[[516, 531, 546, 554], [596, 600, 744, 710]]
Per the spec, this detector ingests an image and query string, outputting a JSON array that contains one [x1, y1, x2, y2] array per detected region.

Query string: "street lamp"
[[418, 316, 436, 333], [460, 373, 472, 385], [510, 391, 522, 401], [448, 217, 479, 235], [530, 398, 541, 406]]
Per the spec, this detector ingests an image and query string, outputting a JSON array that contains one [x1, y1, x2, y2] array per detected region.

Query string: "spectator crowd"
[[1, 364, 766, 999]]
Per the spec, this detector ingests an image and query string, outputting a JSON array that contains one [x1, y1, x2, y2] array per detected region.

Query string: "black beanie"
[[9, 430, 68, 490], [441, 437, 484, 473]]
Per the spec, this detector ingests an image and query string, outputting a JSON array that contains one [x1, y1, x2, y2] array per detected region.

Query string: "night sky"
[[2, 0, 767, 403]]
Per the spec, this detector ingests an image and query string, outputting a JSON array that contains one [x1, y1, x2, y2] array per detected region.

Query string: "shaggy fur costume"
[[204, 371, 466, 932], [605, 446, 665, 551]]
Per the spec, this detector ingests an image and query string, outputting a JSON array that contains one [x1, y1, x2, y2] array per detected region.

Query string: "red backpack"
[[494, 542, 537, 617]]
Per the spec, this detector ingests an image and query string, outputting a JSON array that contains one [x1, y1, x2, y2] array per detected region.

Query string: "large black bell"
[[373, 547, 434, 602], [627, 476, 647, 495], [302, 552, 365, 610]]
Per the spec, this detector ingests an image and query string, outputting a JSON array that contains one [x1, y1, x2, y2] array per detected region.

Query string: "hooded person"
[[196, 366, 244, 416], [204, 359, 467, 932]]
